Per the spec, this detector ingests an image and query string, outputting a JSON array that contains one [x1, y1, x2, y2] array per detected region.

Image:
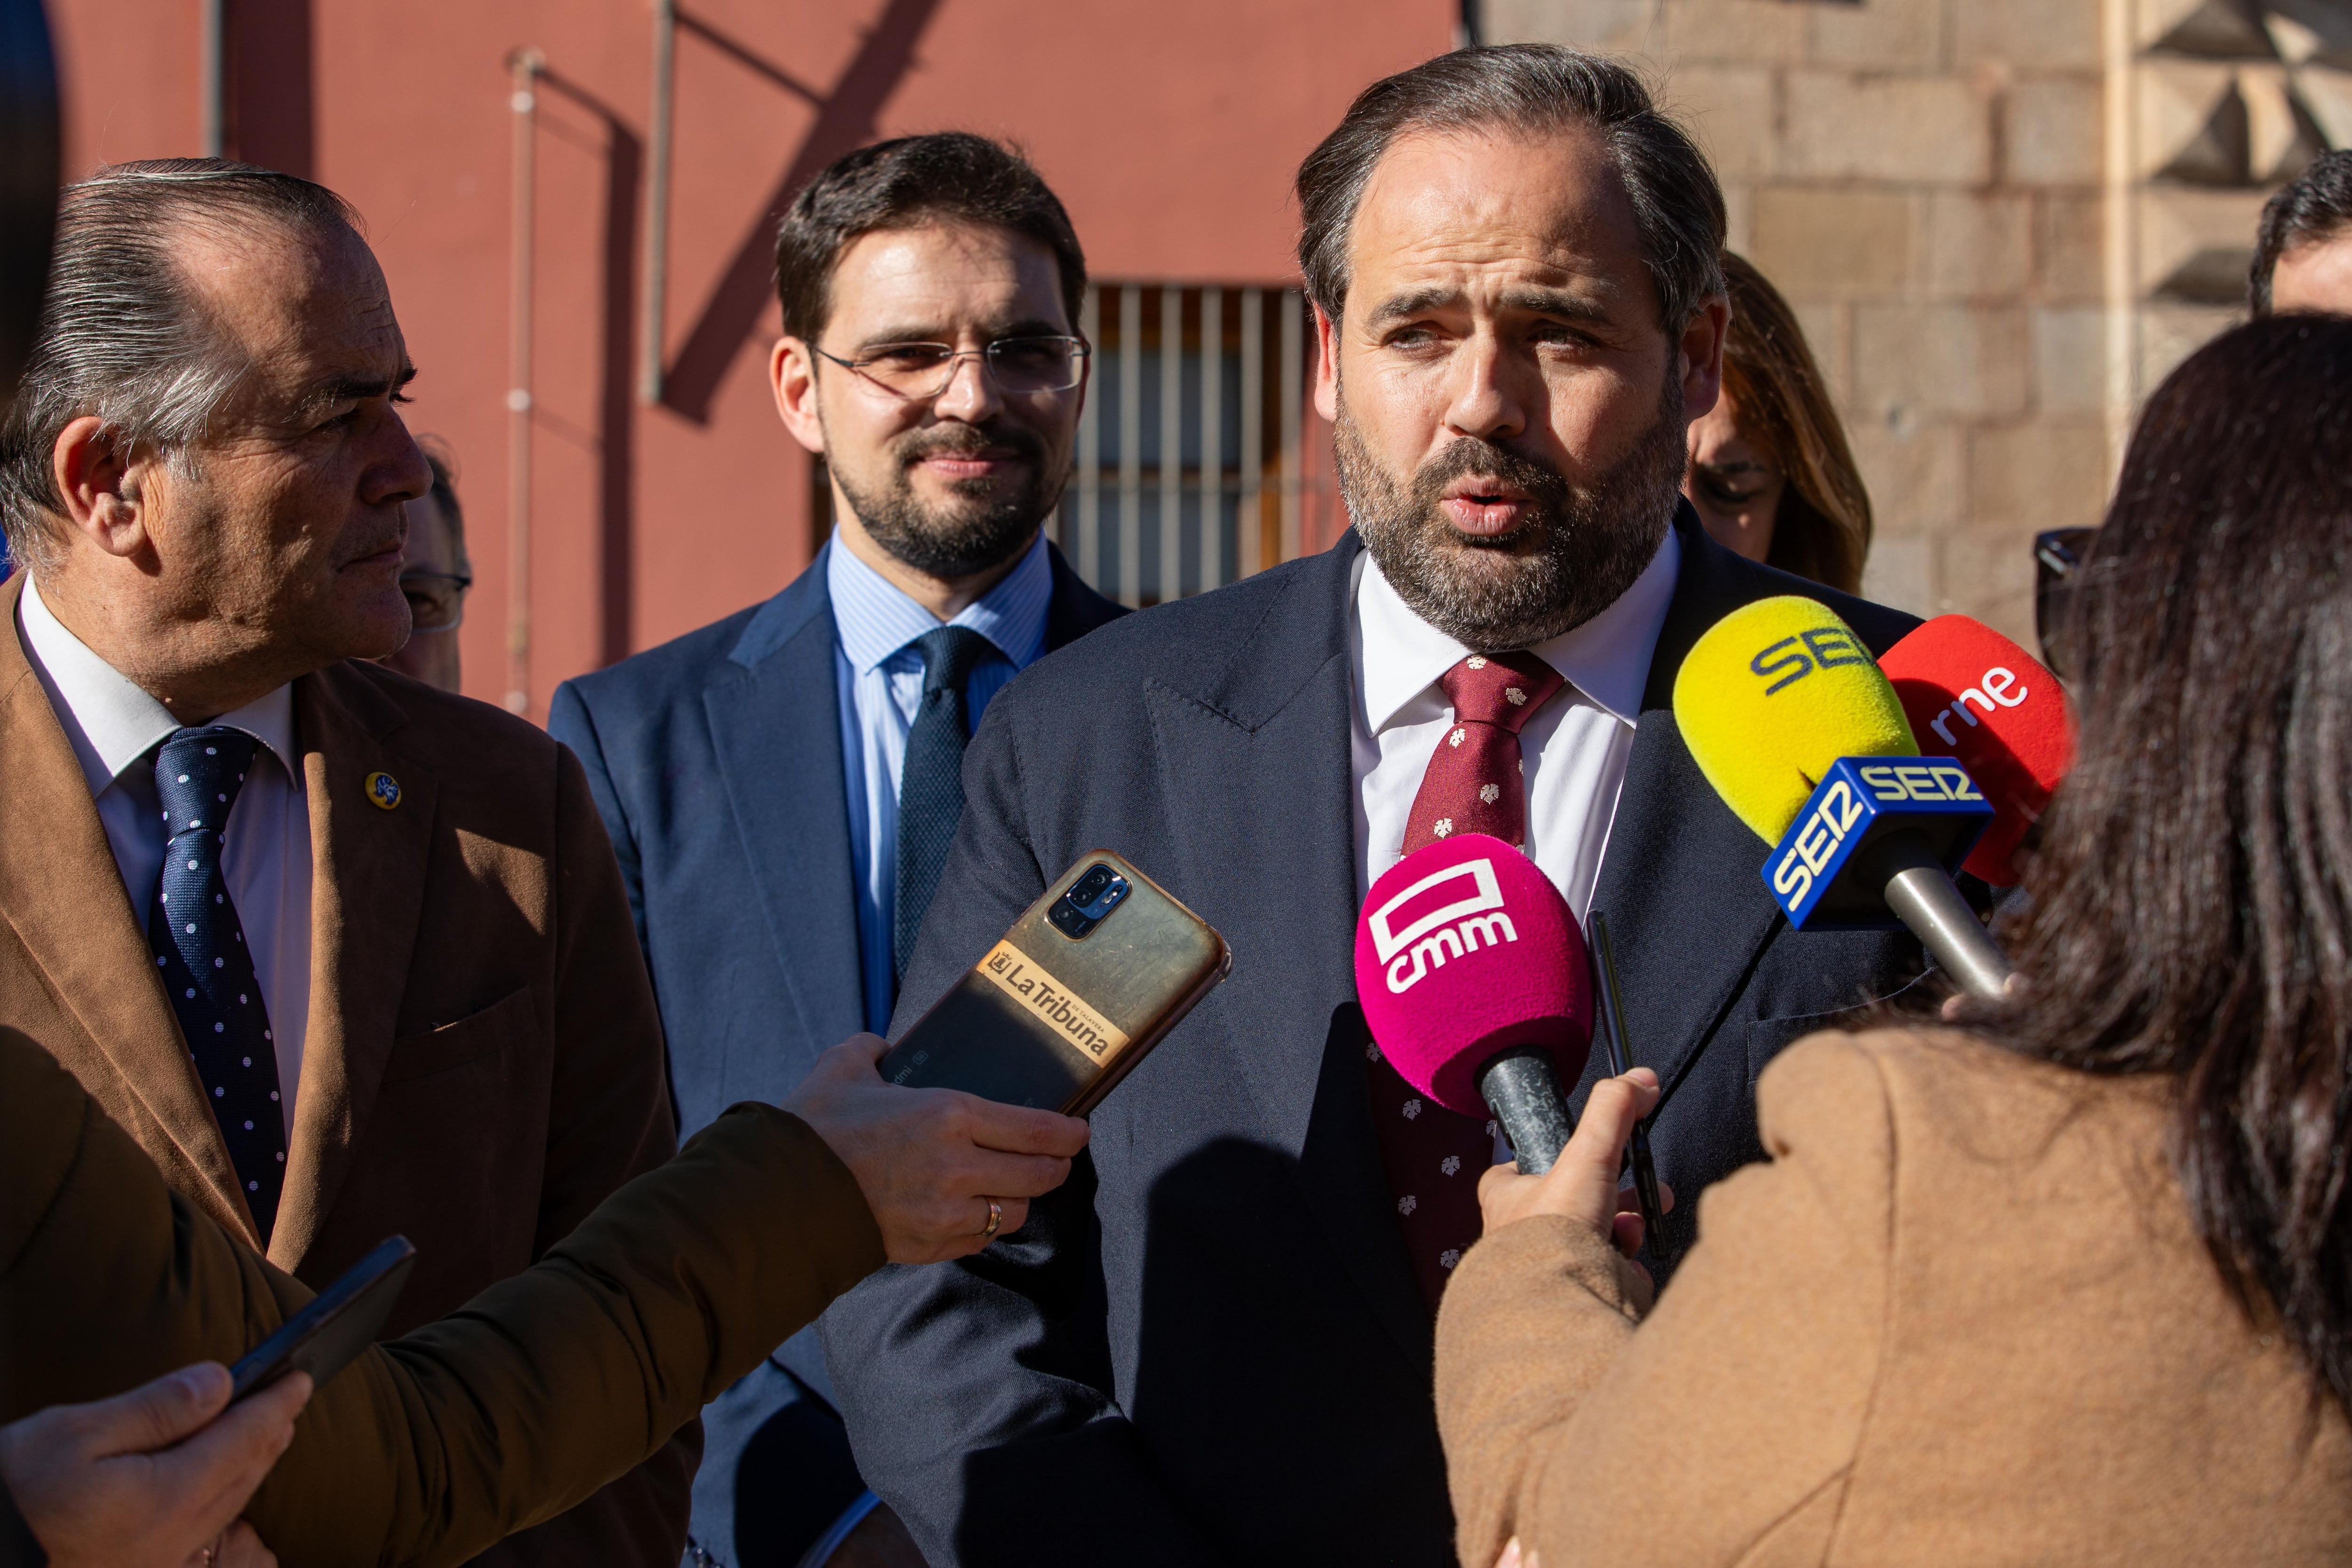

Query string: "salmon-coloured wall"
[[47, 0, 1451, 719]]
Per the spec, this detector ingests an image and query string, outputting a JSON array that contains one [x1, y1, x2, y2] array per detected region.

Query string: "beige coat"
[[0, 575, 689, 1565], [1436, 1028, 2352, 1567]]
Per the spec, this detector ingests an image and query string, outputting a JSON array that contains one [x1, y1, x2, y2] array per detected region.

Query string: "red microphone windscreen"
[[1353, 834, 1592, 1119], [1878, 615, 2075, 885]]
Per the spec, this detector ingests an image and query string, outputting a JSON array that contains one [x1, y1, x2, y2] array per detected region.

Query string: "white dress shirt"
[[1349, 524, 1682, 915], [18, 577, 312, 1133], [828, 530, 1053, 1033]]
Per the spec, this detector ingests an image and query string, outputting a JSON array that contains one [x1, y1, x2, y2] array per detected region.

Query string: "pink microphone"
[[1354, 834, 1594, 1173]]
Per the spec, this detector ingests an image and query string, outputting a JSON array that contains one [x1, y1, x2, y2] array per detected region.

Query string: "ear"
[[1678, 295, 1731, 423], [1312, 304, 1341, 424], [50, 415, 155, 562], [771, 337, 827, 456]]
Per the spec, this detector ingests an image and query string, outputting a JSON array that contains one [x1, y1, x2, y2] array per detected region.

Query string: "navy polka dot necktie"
[[149, 726, 286, 1242], [894, 625, 998, 984]]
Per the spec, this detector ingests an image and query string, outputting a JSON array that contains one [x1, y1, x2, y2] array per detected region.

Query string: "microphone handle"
[[1476, 1046, 1574, 1176], [1873, 830, 2015, 1005]]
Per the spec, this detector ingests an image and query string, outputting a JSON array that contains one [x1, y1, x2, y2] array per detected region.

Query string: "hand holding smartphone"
[[880, 851, 1231, 1116]]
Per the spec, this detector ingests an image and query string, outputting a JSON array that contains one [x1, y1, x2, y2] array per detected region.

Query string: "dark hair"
[[1717, 252, 1872, 594], [0, 158, 360, 572], [413, 435, 469, 573], [1295, 44, 1726, 329], [773, 133, 1086, 346], [2250, 149, 2352, 315], [1986, 315, 2352, 1419]]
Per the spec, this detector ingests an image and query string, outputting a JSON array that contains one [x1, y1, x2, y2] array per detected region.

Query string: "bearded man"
[[820, 48, 1929, 1568], [549, 133, 1121, 1568]]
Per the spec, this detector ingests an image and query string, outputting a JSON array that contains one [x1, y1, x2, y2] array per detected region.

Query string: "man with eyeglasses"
[[548, 132, 1121, 1568]]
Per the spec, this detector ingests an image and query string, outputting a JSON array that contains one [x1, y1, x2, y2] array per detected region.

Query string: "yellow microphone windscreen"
[[1672, 596, 1918, 843]]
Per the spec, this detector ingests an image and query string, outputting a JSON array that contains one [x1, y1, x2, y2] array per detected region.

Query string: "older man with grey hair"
[[822, 45, 1928, 1568], [0, 158, 695, 1568]]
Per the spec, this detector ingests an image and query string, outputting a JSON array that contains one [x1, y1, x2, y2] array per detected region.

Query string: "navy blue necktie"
[[149, 726, 287, 1242], [894, 626, 997, 982]]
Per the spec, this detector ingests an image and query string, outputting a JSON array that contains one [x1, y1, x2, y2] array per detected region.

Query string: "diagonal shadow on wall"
[[228, 0, 314, 176], [532, 67, 642, 667], [656, 0, 944, 422]]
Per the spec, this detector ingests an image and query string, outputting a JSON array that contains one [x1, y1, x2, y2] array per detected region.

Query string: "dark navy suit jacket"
[[820, 508, 1929, 1568], [549, 539, 1122, 1566]]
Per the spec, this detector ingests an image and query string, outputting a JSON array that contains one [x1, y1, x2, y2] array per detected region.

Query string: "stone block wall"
[[1481, 0, 2349, 647]]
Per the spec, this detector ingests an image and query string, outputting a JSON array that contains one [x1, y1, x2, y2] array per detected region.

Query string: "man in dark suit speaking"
[[824, 47, 1928, 1568], [550, 134, 1121, 1567]]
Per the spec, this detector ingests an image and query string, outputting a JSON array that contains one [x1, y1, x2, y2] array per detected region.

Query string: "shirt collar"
[[18, 574, 301, 795], [1356, 523, 1682, 734], [826, 527, 1053, 676]]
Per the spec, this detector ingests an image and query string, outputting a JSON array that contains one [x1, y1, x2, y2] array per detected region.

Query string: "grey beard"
[[1337, 377, 1687, 652], [831, 426, 1066, 580]]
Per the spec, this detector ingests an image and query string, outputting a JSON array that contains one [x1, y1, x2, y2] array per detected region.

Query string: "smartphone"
[[880, 851, 1231, 1116], [229, 1234, 416, 1401]]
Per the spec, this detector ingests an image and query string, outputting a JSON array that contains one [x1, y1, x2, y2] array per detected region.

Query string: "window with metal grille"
[[1057, 284, 1346, 607]]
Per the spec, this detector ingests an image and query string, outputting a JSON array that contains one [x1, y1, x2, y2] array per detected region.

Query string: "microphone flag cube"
[[1766, 757, 1994, 929], [1353, 833, 1591, 1119]]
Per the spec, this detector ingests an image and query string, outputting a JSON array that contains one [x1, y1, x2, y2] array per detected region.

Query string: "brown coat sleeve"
[[1433, 1033, 1899, 1568], [0, 1027, 885, 1568], [488, 741, 699, 1567]]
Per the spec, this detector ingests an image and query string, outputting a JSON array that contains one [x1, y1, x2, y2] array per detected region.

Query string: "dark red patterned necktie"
[[1367, 650, 1566, 1311]]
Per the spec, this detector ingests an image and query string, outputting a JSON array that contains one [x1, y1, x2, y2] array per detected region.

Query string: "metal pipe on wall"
[[200, 0, 225, 156], [1117, 283, 1141, 606], [1158, 285, 1181, 604], [1199, 285, 1222, 593], [638, 0, 674, 405], [505, 48, 541, 717], [1239, 286, 1262, 578]]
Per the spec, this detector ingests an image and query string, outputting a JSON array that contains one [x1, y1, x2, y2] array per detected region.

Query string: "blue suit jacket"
[[819, 508, 1931, 1568], [550, 539, 1123, 1566]]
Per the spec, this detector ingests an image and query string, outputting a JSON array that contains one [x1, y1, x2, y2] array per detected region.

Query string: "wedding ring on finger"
[[977, 1197, 1003, 1242]]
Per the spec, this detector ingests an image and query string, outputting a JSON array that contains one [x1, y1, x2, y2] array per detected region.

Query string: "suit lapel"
[[272, 666, 438, 1271], [1587, 510, 1799, 1106], [0, 576, 256, 1239], [1042, 539, 1126, 651], [704, 559, 864, 1050], [1144, 535, 1431, 1366]]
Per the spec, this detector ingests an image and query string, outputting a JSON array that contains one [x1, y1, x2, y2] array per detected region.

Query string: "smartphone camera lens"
[[1049, 865, 1130, 940]]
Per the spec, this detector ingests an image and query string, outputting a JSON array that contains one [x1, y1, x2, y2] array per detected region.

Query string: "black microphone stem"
[[1477, 1048, 1573, 1175], [1591, 913, 1667, 1253]]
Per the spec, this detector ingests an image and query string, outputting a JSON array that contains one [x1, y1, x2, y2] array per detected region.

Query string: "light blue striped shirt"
[[830, 529, 1053, 1033]]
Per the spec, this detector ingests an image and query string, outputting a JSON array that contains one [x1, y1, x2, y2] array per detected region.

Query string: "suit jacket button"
[[365, 771, 402, 810]]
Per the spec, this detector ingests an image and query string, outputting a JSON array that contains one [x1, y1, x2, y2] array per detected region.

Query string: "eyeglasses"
[[814, 336, 1090, 400], [2033, 528, 2095, 681], [402, 570, 472, 633]]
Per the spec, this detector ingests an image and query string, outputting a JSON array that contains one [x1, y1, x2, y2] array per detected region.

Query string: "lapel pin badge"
[[365, 771, 402, 811]]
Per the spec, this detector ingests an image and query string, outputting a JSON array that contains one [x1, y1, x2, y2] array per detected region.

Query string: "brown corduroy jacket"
[[0, 1024, 885, 1567], [0, 574, 691, 1565], [1436, 1028, 2352, 1568]]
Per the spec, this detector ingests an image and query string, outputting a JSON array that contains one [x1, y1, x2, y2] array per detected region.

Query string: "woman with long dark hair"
[[1435, 315, 2352, 1567]]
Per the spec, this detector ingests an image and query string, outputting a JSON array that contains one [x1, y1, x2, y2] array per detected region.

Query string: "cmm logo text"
[[1368, 858, 1521, 994]]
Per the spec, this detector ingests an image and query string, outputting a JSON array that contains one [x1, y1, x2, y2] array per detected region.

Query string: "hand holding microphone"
[[1476, 1065, 1666, 1285]]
